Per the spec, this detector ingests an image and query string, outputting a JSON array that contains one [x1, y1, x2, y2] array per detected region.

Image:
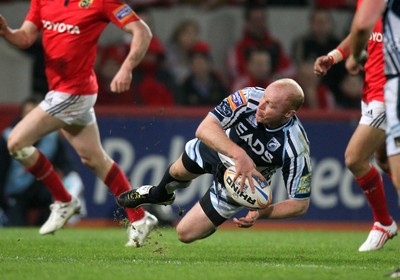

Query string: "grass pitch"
[[0, 226, 398, 280]]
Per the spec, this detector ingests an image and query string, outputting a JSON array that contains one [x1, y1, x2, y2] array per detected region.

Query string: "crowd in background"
[[0, 0, 360, 227], [0, 0, 349, 7], [15, 1, 361, 109]]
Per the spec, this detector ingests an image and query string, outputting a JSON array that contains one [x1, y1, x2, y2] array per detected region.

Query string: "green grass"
[[0, 227, 398, 280]]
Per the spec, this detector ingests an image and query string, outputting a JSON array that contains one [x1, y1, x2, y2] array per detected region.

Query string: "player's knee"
[[391, 172, 400, 190], [7, 135, 22, 154], [169, 164, 188, 180], [8, 145, 36, 159], [78, 150, 106, 170], [387, 161, 400, 186], [375, 151, 390, 174], [177, 234, 193, 244], [176, 224, 196, 244], [79, 156, 97, 170], [344, 151, 361, 172], [7, 134, 36, 159], [376, 159, 390, 174]]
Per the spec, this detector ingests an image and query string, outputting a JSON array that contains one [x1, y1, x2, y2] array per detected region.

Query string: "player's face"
[[256, 86, 291, 128]]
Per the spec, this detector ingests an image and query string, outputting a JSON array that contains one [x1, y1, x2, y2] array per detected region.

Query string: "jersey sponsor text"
[[236, 122, 273, 163], [42, 20, 80, 34], [369, 32, 383, 42]]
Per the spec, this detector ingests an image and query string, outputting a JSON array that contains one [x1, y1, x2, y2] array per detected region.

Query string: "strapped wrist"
[[327, 48, 345, 64]]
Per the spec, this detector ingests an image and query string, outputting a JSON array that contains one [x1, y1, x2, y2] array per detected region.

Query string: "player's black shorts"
[[199, 189, 228, 226]]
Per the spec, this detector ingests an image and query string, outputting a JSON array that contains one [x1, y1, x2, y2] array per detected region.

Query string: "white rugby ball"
[[223, 165, 272, 209]]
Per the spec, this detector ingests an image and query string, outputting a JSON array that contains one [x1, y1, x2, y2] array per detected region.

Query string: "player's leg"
[[177, 184, 242, 243], [61, 122, 113, 179], [345, 124, 385, 176], [385, 77, 400, 191], [7, 98, 74, 211], [176, 202, 218, 243], [375, 141, 391, 175], [388, 154, 400, 192], [345, 124, 392, 224], [8, 106, 65, 157], [61, 121, 155, 246], [10, 93, 94, 234], [150, 153, 202, 200], [347, 101, 397, 251], [382, 79, 400, 277], [118, 141, 206, 208], [61, 122, 142, 211]]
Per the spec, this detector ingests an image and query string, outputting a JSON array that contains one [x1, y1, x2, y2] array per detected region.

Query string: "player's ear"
[[284, 110, 296, 118]]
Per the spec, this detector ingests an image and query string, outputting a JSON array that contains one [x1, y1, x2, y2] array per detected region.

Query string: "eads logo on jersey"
[[79, 0, 93, 8]]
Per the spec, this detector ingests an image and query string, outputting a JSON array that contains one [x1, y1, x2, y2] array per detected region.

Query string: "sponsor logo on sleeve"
[[215, 100, 233, 117], [296, 173, 312, 194], [113, 5, 135, 23], [227, 90, 247, 110]]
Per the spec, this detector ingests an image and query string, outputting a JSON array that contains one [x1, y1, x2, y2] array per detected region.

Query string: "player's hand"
[[0, 15, 9, 37], [233, 153, 265, 194], [233, 210, 259, 228], [346, 50, 367, 75], [345, 56, 362, 75], [110, 68, 132, 93], [314, 55, 333, 76]]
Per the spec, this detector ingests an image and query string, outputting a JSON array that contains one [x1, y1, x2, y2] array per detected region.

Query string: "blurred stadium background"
[[1, 1, 398, 227]]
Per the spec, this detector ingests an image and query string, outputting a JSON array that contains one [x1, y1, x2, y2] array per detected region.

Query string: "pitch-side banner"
[[76, 115, 399, 222]]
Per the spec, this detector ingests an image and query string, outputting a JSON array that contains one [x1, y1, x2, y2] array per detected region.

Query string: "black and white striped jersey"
[[383, 0, 400, 76], [209, 87, 312, 200]]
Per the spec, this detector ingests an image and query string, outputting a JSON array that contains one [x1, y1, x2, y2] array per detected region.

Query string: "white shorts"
[[39, 91, 97, 126], [359, 100, 386, 130], [385, 77, 400, 157]]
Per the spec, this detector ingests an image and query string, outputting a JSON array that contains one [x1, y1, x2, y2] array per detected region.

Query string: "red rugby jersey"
[[357, 0, 386, 103], [25, 0, 140, 94]]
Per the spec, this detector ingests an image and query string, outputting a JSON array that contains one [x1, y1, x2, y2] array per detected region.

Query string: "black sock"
[[149, 185, 173, 201], [150, 168, 191, 201], [150, 170, 177, 201]]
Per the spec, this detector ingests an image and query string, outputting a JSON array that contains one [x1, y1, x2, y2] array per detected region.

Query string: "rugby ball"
[[223, 165, 272, 209]]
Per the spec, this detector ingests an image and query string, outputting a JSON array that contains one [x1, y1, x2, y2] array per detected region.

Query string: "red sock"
[[104, 162, 145, 222], [356, 166, 392, 225], [27, 151, 71, 202]]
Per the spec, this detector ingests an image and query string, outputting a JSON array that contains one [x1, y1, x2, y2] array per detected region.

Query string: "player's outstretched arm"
[[314, 34, 351, 76], [110, 20, 152, 93], [233, 210, 259, 228], [196, 114, 264, 192], [346, 0, 384, 75], [195, 115, 247, 165], [350, 0, 385, 61], [0, 16, 39, 48], [258, 199, 309, 220], [233, 199, 309, 228], [314, 55, 334, 76]]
